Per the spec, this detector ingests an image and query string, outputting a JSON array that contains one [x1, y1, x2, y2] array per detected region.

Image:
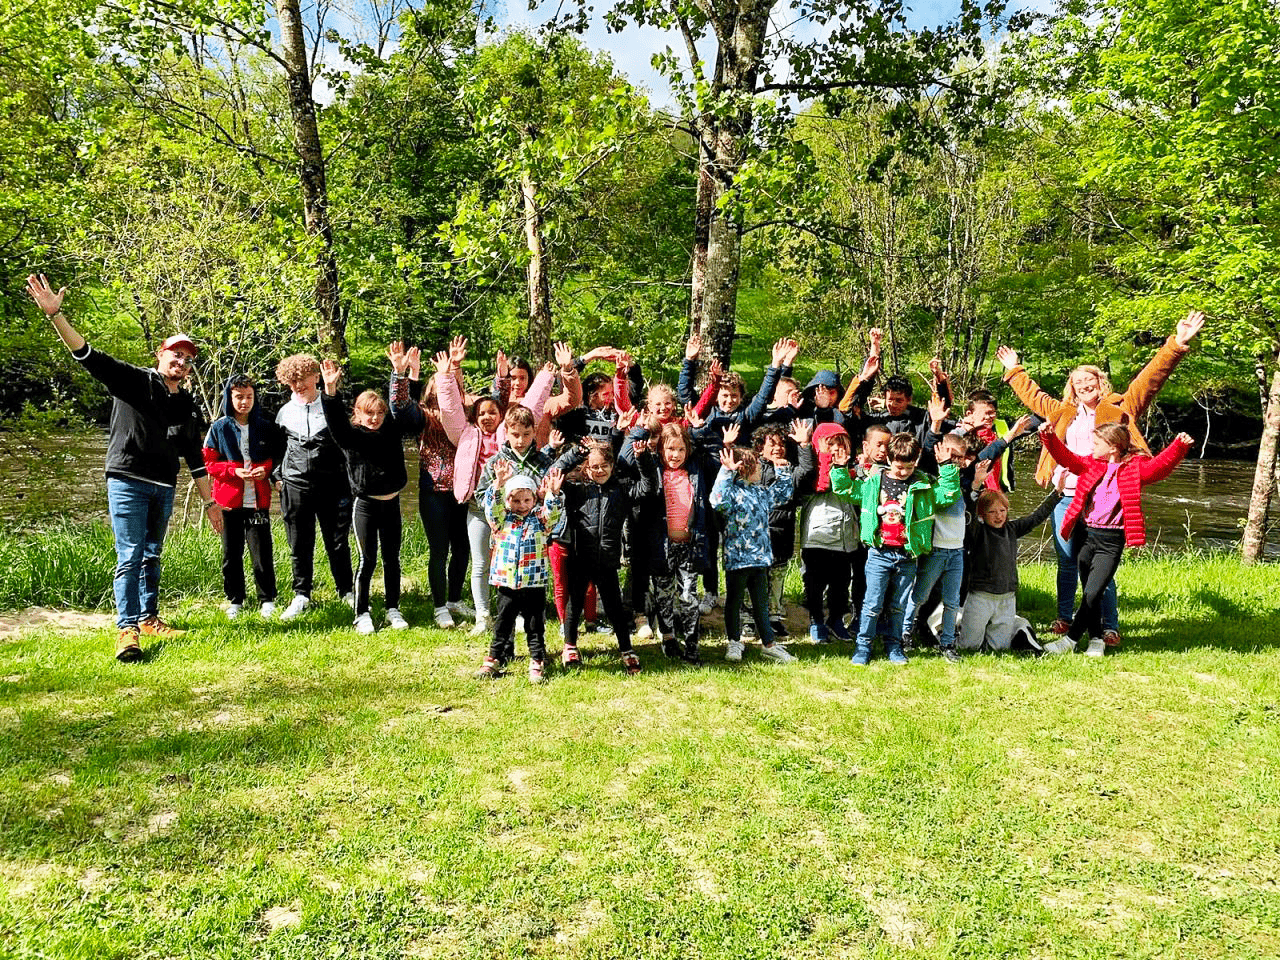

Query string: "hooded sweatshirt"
[[203, 376, 283, 509]]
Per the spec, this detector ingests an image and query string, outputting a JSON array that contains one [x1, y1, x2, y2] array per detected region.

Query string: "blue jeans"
[[1053, 496, 1118, 631], [857, 547, 918, 645], [107, 477, 175, 628], [902, 547, 963, 648]]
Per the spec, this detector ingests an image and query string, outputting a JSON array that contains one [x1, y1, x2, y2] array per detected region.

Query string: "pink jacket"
[[439, 366, 554, 505]]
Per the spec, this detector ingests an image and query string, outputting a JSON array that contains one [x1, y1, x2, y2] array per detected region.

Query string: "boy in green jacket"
[[831, 433, 961, 665]]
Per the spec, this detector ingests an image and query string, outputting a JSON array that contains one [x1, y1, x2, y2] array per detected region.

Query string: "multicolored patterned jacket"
[[484, 489, 564, 589], [710, 465, 795, 572]]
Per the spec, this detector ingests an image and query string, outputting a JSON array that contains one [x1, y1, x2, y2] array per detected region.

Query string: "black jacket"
[[965, 493, 1060, 595], [763, 444, 815, 564], [319, 393, 414, 498], [559, 475, 634, 569], [73, 343, 207, 487]]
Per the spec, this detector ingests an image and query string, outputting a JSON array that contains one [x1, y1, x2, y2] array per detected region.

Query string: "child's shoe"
[[341, 592, 356, 609], [433, 606, 455, 629], [1042, 637, 1075, 655], [850, 642, 872, 666], [354, 613, 376, 635], [1049, 618, 1070, 635], [1085, 637, 1106, 657], [770, 618, 788, 638], [281, 594, 311, 621], [115, 626, 142, 663], [680, 641, 703, 666], [139, 616, 185, 638], [475, 656, 502, 679], [259, 601, 276, 618], [528, 659, 547, 684], [448, 600, 475, 619], [698, 594, 717, 615], [760, 642, 795, 664], [469, 618, 490, 637], [386, 608, 409, 631], [1102, 629, 1122, 648], [826, 618, 853, 642], [661, 637, 681, 659], [634, 617, 653, 640], [225, 603, 242, 621], [808, 623, 829, 644], [621, 651, 642, 675], [940, 645, 961, 664], [725, 639, 745, 662], [561, 644, 582, 668], [886, 641, 909, 665]]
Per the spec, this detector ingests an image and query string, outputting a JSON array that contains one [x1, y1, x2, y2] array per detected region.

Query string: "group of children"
[[203, 328, 1194, 683]]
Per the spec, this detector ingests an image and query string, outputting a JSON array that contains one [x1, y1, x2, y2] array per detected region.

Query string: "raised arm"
[[998, 345, 1071, 421], [1119, 311, 1204, 417], [1010, 491, 1063, 539], [1037, 424, 1088, 476], [27, 274, 85, 351], [1138, 433, 1192, 486]]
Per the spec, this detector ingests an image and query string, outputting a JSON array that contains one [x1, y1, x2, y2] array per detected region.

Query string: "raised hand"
[[1175, 310, 1205, 347], [492, 457, 513, 490], [617, 407, 641, 432], [433, 350, 451, 376], [973, 459, 992, 489], [553, 340, 574, 369], [683, 402, 705, 428], [544, 467, 564, 497], [789, 419, 813, 445], [869, 327, 883, 351], [928, 356, 943, 379], [320, 359, 342, 393], [770, 338, 790, 366], [685, 333, 702, 361], [831, 444, 851, 467], [718, 447, 741, 474], [449, 335, 467, 366], [1007, 414, 1034, 439], [721, 421, 741, 447], [927, 393, 950, 427], [707, 357, 724, 381], [782, 338, 800, 366], [548, 428, 565, 448], [996, 345, 1020, 371], [26, 274, 66, 316], [387, 340, 410, 376], [1176, 432, 1194, 445], [631, 440, 648, 459], [496, 349, 509, 380], [406, 346, 421, 380]]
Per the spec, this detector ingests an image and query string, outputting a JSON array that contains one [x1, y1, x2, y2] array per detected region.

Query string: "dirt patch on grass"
[[0, 608, 112, 640]]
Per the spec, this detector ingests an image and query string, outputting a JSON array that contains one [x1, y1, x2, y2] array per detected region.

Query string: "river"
[[0, 429, 1267, 555]]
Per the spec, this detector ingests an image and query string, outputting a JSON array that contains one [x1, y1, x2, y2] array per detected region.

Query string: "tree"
[[575, 0, 1010, 364], [1016, 0, 1280, 560]]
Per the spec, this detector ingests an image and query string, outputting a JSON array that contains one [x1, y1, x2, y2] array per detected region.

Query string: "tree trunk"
[[688, 149, 714, 337], [1241, 361, 1280, 564], [276, 0, 346, 358], [521, 172, 553, 362]]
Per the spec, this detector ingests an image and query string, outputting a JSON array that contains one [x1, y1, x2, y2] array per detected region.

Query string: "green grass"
[[1, 554, 1278, 958]]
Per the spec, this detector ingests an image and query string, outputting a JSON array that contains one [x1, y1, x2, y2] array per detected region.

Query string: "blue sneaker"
[[887, 641, 908, 665], [826, 619, 853, 642], [808, 623, 829, 644], [850, 643, 871, 666]]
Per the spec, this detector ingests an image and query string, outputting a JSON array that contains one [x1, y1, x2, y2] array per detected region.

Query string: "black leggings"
[[493, 586, 547, 663], [353, 495, 402, 616], [801, 547, 852, 625], [419, 484, 468, 607], [1068, 527, 1125, 642], [565, 558, 632, 651], [724, 566, 775, 645]]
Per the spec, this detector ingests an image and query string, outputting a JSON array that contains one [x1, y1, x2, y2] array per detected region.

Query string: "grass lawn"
[[2, 554, 1278, 958]]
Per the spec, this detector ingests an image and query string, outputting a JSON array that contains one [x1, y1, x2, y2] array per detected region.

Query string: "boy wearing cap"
[[26, 274, 222, 662], [477, 460, 565, 684]]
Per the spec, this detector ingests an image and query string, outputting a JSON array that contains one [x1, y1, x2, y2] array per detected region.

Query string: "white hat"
[[504, 476, 536, 498]]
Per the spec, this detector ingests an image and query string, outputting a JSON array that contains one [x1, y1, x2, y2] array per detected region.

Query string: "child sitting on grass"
[[1038, 422, 1192, 656], [831, 433, 961, 665], [202, 374, 283, 620], [710, 445, 797, 664], [477, 461, 564, 683], [962, 487, 1061, 653]]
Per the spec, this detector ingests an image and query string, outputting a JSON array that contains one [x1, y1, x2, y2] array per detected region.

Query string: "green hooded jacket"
[[829, 462, 961, 557]]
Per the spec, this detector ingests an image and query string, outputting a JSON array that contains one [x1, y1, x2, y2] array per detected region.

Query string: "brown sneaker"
[[115, 626, 142, 663], [1102, 629, 1122, 648], [139, 616, 186, 638], [1049, 619, 1071, 635]]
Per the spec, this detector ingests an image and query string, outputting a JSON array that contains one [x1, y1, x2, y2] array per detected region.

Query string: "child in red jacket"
[[203, 375, 284, 619], [1038, 422, 1192, 656]]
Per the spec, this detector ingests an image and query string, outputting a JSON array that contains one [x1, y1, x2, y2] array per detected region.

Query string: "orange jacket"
[[1002, 335, 1190, 488]]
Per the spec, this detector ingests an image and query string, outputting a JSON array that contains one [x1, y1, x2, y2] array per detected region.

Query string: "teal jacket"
[[829, 462, 962, 557]]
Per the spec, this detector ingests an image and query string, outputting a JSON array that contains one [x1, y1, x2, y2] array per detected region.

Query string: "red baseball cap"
[[160, 333, 199, 356]]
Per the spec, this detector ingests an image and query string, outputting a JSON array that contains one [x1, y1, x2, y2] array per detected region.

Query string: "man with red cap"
[[26, 274, 223, 663]]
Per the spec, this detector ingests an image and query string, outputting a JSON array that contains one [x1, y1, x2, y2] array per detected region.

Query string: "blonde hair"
[[353, 390, 388, 422], [647, 383, 676, 410], [1063, 365, 1113, 404]]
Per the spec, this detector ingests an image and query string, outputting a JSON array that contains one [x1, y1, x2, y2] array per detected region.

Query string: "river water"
[[0, 429, 1267, 554]]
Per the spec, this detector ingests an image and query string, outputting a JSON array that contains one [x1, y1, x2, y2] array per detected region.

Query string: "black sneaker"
[[770, 619, 788, 638], [940, 646, 961, 664]]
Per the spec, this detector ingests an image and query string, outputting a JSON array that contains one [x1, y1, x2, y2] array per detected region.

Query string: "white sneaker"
[[1085, 636, 1106, 657], [259, 601, 276, 618], [433, 606, 455, 629], [225, 603, 242, 620], [280, 595, 310, 621], [448, 601, 475, 619], [1043, 638, 1075, 655], [386, 608, 409, 631], [342, 592, 356, 609], [635, 617, 653, 640], [725, 640, 745, 662], [469, 619, 490, 637], [760, 643, 795, 664], [354, 612, 376, 635]]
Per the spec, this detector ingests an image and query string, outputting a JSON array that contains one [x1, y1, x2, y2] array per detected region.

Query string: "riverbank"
[[1, 555, 1277, 958]]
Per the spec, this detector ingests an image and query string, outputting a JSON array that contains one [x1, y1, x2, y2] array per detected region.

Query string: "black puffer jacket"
[[763, 444, 816, 564], [560, 475, 633, 569]]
